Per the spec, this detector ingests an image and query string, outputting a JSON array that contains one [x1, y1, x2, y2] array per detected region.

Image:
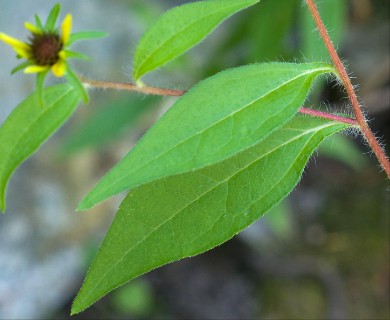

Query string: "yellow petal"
[[24, 22, 41, 34], [51, 60, 67, 77], [24, 65, 49, 74], [14, 47, 31, 59], [61, 14, 72, 45], [0, 32, 30, 57], [58, 50, 67, 59]]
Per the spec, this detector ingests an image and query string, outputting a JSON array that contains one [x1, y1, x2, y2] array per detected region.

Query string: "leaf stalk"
[[80, 77, 185, 97], [81, 77, 359, 132]]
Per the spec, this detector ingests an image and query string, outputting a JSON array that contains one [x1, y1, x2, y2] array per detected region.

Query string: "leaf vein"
[[90, 66, 332, 202], [83, 122, 337, 299], [135, 2, 248, 78]]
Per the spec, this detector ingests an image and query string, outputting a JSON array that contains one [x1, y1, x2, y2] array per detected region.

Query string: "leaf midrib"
[[0, 88, 73, 185], [134, 1, 252, 79], [80, 122, 338, 303], [87, 66, 332, 204], [188, 130, 318, 246]]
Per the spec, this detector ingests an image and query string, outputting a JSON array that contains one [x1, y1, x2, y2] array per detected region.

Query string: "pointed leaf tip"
[[0, 84, 81, 212], [72, 115, 350, 312], [45, 3, 61, 31], [80, 62, 335, 210], [133, 0, 260, 81]]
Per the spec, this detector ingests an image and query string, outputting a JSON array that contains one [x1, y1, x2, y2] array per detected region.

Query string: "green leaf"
[[246, 0, 298, 61], [60, 95, 158, 155], [64, 50, 91, 61], [65, 64, 89, 103], [132, 0, 260, 81], [67, 31, 109, 46], [203, 0, 298, 77], [35, 14, 43, 30], [35, 70, 49, 107], [0, 84, 80, 212], [79, 62, 335, 210], [71, 115, 350, 314], [44, 3, 61, 32], [10, 61, 32, 75], [299, 0, 347, 102]]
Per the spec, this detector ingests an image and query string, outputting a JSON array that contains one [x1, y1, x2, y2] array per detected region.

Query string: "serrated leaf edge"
[[74, 120, 345, 310], [81, 65, 334, 209]]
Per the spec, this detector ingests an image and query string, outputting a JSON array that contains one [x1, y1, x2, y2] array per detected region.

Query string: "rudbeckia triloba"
[[0, 3, 107, 103]]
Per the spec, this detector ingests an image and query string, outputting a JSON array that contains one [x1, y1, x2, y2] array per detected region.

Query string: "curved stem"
[[306, 0, 390, 178]]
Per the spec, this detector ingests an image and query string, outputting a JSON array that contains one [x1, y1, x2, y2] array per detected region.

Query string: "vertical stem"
[[306, 0, 390, 178]]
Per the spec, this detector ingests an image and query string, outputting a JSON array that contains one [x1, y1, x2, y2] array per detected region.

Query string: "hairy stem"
[[81, 77, 185, 96], [299, 107, 357, 126], [306, 0, 390, 178], [81, 77, 358, 127]]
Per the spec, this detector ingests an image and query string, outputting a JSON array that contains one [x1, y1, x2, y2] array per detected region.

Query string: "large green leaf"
[[0, 84, 80, 212], [71, 115, 350, 314], [132, 0, 260, 81], [79, 62, 335, 210]]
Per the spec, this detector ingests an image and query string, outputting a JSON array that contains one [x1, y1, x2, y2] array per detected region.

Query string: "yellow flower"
[[0, 3, 107, 104], [0, 13, 72, 77]]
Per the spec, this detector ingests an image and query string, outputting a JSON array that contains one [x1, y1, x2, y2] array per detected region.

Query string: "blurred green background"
[[0, 1, 388, 319]]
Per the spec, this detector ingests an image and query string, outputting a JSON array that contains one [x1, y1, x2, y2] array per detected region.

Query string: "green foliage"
[[67, 31, 109, 46], [203, 0, 298, 76], [60, 95, 158, 154], [71, 115, 349, 314], [300, 0, 347, 60], [132, 0, 259, 81], [0, 84, 80, 211], [0, 1, 367, 316], [44, 3, 61, 31], [111, 280, 153, 316], [319, 134, 368, 170], [246, 0, 298, 61], [298, 0, 347, 102], [79, 62, 335, 210], [65, 62, 89, 103]]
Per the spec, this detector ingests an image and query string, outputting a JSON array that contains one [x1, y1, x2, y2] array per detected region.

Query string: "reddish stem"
[[306, 0, 390, 178], [81, 77, 358, 130], [299, 107, 357, 126], [81, 77, 185, 97]]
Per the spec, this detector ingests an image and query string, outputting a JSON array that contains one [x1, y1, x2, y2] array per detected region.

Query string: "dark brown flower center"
[[30, 33, 63, 66]]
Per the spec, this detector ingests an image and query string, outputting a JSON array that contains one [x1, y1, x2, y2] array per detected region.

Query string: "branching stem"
[[81, 77, 358, 126], [298, 107, 357, 126], [306, 0, 390, 178]]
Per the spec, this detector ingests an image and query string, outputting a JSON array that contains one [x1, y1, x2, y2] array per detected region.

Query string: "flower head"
[[0, 6, 74, 77], [0, 3, 107, 104]]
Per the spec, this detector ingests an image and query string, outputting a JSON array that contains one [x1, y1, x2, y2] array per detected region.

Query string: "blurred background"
[[0, 0, 388, 319]]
